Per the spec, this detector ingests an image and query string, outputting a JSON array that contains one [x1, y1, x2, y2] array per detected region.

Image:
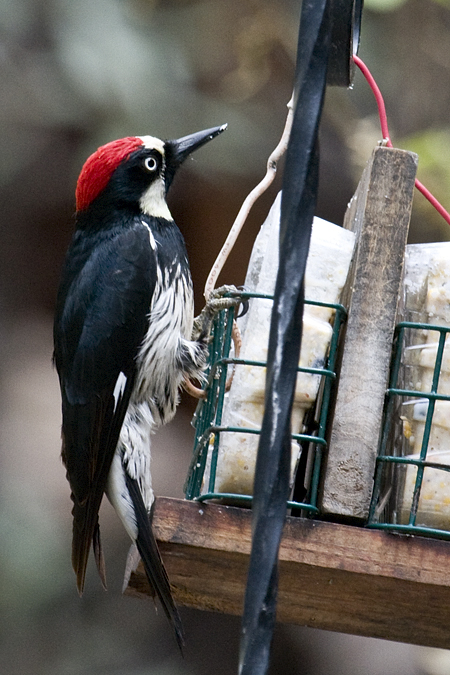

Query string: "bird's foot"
[[193, 285, 244, 340]]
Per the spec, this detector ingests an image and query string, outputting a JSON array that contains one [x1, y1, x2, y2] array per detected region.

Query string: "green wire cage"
[[369, 319, 450, 540], [184, 291, 347, 514]]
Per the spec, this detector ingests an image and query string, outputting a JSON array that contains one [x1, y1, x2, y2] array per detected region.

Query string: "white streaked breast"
[[134, 271, 194, 423]]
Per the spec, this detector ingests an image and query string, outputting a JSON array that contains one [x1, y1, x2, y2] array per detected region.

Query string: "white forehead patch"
[[138, 135, 166, 155], [139, 177, 172, 220]]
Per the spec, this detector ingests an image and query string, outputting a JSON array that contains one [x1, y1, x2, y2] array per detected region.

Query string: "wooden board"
[[319, 146, 418, 520], [126, 497, 450, 649]]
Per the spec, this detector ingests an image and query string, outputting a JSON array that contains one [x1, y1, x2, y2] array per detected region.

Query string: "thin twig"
[[204, 95, 294, 301], [185, 96, 294, 400]]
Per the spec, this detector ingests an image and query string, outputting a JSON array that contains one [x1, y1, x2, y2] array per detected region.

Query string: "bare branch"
[[204, 96, 294, 301]]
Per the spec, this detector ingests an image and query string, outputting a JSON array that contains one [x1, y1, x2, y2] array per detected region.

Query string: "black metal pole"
[[238, 2, 333, 674]]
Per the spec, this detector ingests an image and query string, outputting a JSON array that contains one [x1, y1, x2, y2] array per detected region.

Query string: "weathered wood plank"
[[126, 497, 450, 649], [320, 146, 418, 519]]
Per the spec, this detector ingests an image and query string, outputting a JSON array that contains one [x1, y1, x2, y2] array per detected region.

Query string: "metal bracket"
[[327, 0, 363, 87]]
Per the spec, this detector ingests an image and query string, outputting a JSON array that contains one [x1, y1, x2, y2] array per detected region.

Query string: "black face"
[[103, 148, 165, 209]]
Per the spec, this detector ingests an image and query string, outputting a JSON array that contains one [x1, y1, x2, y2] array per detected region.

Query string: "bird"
[[53, 124, 231, 650]]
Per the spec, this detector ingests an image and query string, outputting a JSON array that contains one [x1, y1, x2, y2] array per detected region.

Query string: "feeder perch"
[[126, 145, 450, 649]]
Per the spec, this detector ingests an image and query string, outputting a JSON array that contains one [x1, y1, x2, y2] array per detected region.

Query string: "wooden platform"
[[126, 497, 450, 649]]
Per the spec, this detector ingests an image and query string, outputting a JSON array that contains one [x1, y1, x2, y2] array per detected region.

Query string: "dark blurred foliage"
[[1, 1, 450, 673]]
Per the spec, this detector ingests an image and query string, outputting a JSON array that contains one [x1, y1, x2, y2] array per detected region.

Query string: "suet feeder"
[[126, 0, 450, 654]]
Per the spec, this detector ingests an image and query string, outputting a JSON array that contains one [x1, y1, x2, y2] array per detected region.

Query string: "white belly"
[[106, 400, 154, 539]]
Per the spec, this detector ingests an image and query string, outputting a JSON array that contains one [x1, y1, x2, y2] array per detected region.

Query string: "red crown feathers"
[[75, 137, 143, 212]]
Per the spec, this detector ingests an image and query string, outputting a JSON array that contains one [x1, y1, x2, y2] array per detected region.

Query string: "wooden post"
[[319, 146, 418, 520], [126, 497, 450, 649]]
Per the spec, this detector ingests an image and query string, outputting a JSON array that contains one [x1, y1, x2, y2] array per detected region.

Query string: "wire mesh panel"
[[369, 320, 450, 539], [185, 292, 347, 514]]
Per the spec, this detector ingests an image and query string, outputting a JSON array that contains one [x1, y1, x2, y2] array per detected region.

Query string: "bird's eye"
[[144, 156, 158, 172]]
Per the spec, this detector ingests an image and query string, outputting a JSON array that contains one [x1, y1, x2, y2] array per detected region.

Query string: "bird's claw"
[[193, 285, 243, 339], [235, 285, 249, 318], [208, 284, 242, 311]]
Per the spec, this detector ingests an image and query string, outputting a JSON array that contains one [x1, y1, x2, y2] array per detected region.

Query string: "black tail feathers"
[[125, 473, 185, 652]]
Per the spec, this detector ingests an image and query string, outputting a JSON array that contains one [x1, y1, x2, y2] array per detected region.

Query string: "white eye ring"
[[144, 156, 158, 172]]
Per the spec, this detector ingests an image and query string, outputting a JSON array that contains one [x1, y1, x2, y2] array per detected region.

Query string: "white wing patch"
[[141, 220, 157, 250], [113, 371, 128, 412]]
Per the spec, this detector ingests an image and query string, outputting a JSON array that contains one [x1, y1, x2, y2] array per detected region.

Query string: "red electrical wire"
[[353, 54, 450, 227]]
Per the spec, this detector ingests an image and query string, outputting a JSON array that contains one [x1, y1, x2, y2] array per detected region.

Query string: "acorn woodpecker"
[[53, 125, 229, 649]]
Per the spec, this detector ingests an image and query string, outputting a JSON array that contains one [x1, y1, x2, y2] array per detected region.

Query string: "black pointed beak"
[[164, 125, 227, 191], [168, 124, 227, 165]]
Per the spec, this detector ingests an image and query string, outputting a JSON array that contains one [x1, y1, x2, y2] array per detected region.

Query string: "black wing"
[[54, 221, 156, 593]]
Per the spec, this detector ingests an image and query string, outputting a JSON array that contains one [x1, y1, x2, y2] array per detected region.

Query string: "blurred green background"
[[1, 1, 450, 673]]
